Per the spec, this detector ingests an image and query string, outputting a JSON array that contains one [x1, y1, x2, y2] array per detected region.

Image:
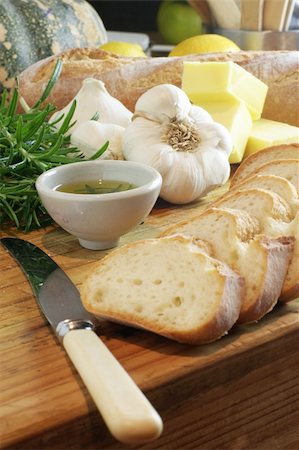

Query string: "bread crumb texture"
[[81, 236, 242, 344]]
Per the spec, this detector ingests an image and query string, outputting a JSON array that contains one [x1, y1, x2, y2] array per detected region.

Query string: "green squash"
[[0, 0, 107, 91]]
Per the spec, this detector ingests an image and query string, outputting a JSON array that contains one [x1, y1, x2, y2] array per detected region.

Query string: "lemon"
[[100, 41, 147, 58], [169, 34, 240, 56]]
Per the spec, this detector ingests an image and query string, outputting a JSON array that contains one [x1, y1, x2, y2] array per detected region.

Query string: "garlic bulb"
[[71, 120, 125, 160], [122, 84, 232, 204], [50, 78, 132, 134]]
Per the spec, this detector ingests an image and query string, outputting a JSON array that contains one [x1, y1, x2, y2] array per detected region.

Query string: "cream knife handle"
[[63, 329, 163, 444]]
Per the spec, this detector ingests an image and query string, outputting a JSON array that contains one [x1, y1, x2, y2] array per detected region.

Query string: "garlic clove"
[[199, 151, 231, 188], [160, 151, 230, 204], [194, 121, 233, 157], [122, 118, 174, 176], [160, 153, 206, 204], [50, 78, 132, 134], [135, 84, 192, 122], [189, 104, 213, 124], [71, 120, 125, 160]]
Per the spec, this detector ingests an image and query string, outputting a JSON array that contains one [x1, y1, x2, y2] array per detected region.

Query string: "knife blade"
[[1, 237, 163, 445]]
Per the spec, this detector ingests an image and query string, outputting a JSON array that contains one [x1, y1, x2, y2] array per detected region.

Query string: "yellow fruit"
[[100, 41, 147, 57], [169, 34, 240, 56]]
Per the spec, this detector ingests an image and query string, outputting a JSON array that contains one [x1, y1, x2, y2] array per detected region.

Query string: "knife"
[[1, 237, 163, 445]]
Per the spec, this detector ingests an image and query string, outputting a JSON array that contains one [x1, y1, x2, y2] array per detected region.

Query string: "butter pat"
[[182, 61, 268, 120], [245, 118, 299, 157], [198, 100, 252, 164]]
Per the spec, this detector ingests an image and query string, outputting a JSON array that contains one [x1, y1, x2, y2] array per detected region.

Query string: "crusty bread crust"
[[161, 207, 294, 323], [280, 279, 299, 302], [81, 235, 244, 345], [230, 144, 299, 186], [212, 187, 294, 223], [160, 206, 261, 240], [213, 180, 298, 303], [227, 174, 299, 214], [279, 212, 299, 302], [252, 160, 299, 193], [217, 148, 299, 303], [18, 48, 299, 126], [237, 235, 294, 323]]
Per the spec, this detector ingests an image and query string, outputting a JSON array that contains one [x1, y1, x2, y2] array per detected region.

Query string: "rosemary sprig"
[[0, 60, 107, 231]]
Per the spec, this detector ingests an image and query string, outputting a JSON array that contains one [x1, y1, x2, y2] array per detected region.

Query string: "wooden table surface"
[[1, 184, 299, 450]]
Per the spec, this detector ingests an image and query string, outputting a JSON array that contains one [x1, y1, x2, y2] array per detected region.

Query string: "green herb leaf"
[[32, 59, 63, 109], [0, 60, 108, 231], [87, 141, 109, 160]]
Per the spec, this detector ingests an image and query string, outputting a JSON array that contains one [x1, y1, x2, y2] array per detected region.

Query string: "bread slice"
[[230, 144, 299, 186], [161, 208, 294, 324], [213, 188, 294, 230], [81, 235, 244, 345], [228, 174, 299, 215], [251, 159, 299, 193], [225, 175, 299, 300], [212, 188, 298, 301]]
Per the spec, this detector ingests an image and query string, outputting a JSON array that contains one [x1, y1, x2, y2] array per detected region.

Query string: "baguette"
[[227, 174, 299, 214], [248, 160, 299, 193], [81, 235, 244, 345], [213, 187, 294, 224], [18, 48, 299, 126], [161, 207, 294, 323], [225, 153, 299, 301], [230, 144, 299, 186], [212, 188, 298, 301]]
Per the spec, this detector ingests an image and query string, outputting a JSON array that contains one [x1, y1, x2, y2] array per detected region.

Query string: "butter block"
[[198, 100, 253, 164], [245, 118, 299, 157], [182, 61, 268, 120]]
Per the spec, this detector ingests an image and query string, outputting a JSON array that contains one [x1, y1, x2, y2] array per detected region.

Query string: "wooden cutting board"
[[1, 183, 299, 450]]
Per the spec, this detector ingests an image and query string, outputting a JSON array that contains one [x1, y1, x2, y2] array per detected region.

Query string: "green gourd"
[[0, 0, 107, 91]]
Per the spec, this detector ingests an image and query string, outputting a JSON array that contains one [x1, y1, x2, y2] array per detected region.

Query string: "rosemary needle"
[[0, 60, 108, 231]]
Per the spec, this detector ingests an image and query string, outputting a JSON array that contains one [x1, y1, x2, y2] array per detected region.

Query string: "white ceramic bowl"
[[36, 160, 162, 250]]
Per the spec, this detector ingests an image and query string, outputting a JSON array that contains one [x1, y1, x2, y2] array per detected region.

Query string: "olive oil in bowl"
[[36, 159, 162, 250], [56, 179, 137, 195]]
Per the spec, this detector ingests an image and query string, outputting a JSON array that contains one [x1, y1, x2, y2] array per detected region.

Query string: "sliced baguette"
[[212, 187, 294, 229], [227, 175, 299, 297], [81, 235, 244, 345], [230, 144, 299, 186], [212, 188, 298, 301], [250, 159, 299, 193], [279, 212, 299, 301], [161, 208, 294, 323], [227, 174, 299, 214]]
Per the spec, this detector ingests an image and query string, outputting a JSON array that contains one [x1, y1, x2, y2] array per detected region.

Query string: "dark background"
[[88, 0, 162, 32], [89, 0, 299, 33]]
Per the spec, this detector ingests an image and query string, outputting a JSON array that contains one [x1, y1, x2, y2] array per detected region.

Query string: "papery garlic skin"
[[71, 120, 125, 160], [122, 84, 232, 204], [50, 78, 132, 134], [135, 84, 213, 124]]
